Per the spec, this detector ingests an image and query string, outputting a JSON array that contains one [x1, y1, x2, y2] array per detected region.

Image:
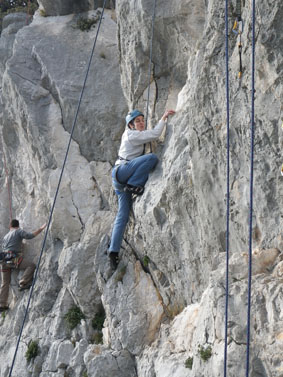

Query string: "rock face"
[[37, 0, 115, 16], [0, 1, 282, 377]]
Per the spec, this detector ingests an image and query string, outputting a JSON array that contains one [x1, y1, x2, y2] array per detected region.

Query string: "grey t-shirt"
[[2, 228, 35, 253]]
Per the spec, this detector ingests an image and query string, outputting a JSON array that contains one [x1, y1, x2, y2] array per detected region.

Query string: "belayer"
[[0, 219, 46, 312], [108, 109, 175, 270]]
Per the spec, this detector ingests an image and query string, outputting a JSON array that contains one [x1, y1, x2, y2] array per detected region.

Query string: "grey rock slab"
[[84, 347, 137, 377], [0, 0, 283, 376], [100, 260, 164, 355]]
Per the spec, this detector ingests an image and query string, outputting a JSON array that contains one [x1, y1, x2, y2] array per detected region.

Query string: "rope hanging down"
[[8, 1, 107, 375], [223, 0, 230, 374], [144, 0, 157, 154], [246, 0, 256, 374], [223, 0, 256, 375]]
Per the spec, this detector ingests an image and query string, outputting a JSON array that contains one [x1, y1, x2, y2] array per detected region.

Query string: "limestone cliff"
[[0, 1, 282, 376]]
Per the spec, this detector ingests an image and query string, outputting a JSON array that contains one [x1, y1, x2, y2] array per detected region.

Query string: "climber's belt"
[[0, 251, 23, 269], [118, 156, 129, 162]]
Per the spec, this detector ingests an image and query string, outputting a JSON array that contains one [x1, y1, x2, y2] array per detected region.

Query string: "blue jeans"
[[109, 154, 158, 253]]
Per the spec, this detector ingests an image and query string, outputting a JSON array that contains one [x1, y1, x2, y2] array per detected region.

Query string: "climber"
[[108, 108, 175, 270], [0, 219, 46, 312]]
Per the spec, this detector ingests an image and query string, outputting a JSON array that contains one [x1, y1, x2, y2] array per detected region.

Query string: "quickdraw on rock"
[[232, 0, 243, 79]]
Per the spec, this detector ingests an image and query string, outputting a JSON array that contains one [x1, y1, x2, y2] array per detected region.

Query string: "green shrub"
[[198, 345, 212, 361], [143, 255, 150, 267], [39, 8, 47, 17], [64, 306, 85, 330], [92, 305, 105, 331], [25, 340, 39, 363], [81, 371, 88, 377], [185, 357, 193, 369], [76, 17, 97, 32]]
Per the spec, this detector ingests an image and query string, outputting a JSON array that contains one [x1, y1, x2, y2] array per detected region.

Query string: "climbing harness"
[[118, 156, 129, 162], [232, 0, 244, 79], [8, 1, 108, 376], [224, 0, 256, 375], [0, 252, 23, 269]]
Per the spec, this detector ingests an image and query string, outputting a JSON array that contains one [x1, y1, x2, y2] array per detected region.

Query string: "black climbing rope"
[[8, 1, 107, 375], [246, 0, 256, 374], [223, 0, 230, 374], [223, 0, 256, 375]]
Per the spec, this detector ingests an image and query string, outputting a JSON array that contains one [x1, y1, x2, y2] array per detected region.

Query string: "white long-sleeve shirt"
[[115, 119, 166, 165]]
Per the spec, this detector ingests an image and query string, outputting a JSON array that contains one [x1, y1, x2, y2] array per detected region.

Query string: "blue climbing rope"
[[223, 0, 230, 374], [8, 1, 107, 375], [246, 0, 256, 374]]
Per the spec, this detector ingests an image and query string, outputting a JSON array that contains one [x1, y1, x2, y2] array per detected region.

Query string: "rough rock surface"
[[37, 0, 115, 16], [0, 0, 283, 376]]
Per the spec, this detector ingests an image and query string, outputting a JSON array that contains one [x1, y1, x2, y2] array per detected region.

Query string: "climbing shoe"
[[109, 252, 119, 271], [0, 306, 9, 312], [124, 184, 144, 196]]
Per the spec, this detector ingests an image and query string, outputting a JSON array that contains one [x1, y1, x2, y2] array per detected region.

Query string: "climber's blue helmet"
[[126, 109, 144, 128]]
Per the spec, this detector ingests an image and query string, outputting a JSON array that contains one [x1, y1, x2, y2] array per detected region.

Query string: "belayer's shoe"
[[124, 184, 144, 196], [109, 252, 119, 271], [0, 306, 9, 312]]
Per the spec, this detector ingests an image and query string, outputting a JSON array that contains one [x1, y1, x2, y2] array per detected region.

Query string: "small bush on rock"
[[198, 345, 212, 361], [185, 356, 193, 369], [64, 306, 85, 330], [25, 340, 39, 363], [143, 255, 150, 267], [76, 17, 97, 32]]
